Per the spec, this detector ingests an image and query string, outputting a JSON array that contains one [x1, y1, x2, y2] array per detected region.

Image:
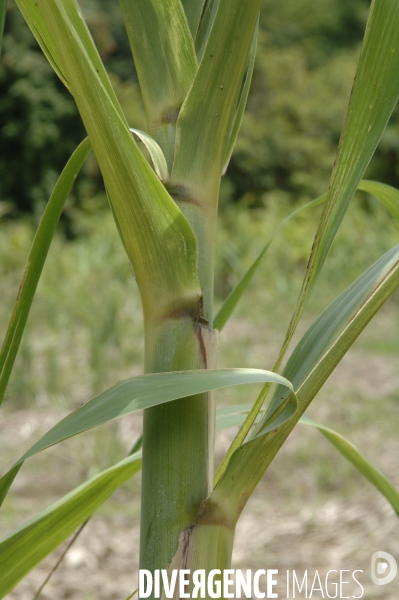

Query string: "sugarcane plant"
[[1, 0, 399, 597]]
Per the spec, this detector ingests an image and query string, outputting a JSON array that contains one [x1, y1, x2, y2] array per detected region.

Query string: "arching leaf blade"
[[214, 406, 399, 517], [300, 416, 399, 516], [0, 369, 292, 506], [19, 369, 292, 458], [0, 452, 142, 596]]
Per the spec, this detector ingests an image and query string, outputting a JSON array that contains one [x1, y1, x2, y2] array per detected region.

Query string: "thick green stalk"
[[140, 196, 219, 593], [164, 190, 219, 319], [140, 308, 218, 588], [138, 0, 259, 580], [166, 515, 235, 600]]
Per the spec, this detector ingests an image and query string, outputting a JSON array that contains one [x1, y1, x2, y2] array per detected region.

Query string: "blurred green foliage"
[[1, 0, 399, 221]]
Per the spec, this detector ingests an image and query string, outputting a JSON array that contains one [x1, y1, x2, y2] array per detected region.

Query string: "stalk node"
[[160, 107, 180, 124], [165, 184, 205, 208]]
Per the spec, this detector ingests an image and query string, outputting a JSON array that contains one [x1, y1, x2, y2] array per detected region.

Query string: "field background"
[[1, 0, 399, 598]]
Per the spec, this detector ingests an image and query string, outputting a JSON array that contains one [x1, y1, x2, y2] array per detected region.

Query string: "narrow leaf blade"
[[283, 0, 399, 353], [0, 138, 92, 405], [300, 416, 399, 516], [214, 406, 399, 517], [222, 22, 258, 176], [0, 453, 142, 596], [215, 178, 399, 333], [0, 369, 292, 505]]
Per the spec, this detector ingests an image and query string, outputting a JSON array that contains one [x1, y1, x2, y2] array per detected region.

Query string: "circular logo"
[[371, 551, 397, 586]]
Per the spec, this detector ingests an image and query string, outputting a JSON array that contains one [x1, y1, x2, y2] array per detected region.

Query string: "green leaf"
[[0, 466, 21, 507], [118, 0, 197, 166], [0, 138, 92, 406], [214, 389, 297, 485], [214, 194, 327, 331], [300, 416, 399, 516], [14, 0, 69, 86], [181, 0, 207, 38], [0, 369, 293, 505], [171, 0, 260, 208], [123, 590, 138, 600], [210, 244, 399, 521], [130, 129, 169, 182], [222, 22, 258, 176], [0, 452, 142, 596], [31, 0, 201, 323], [195, 0, 219, 62], [17, 0, 127, 104], [258, 244, 399, 434], [358, 179, 399, 224], [214, 406, 399, 517], [62, 0, 125, 118], [282, 0, 399, 357]]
